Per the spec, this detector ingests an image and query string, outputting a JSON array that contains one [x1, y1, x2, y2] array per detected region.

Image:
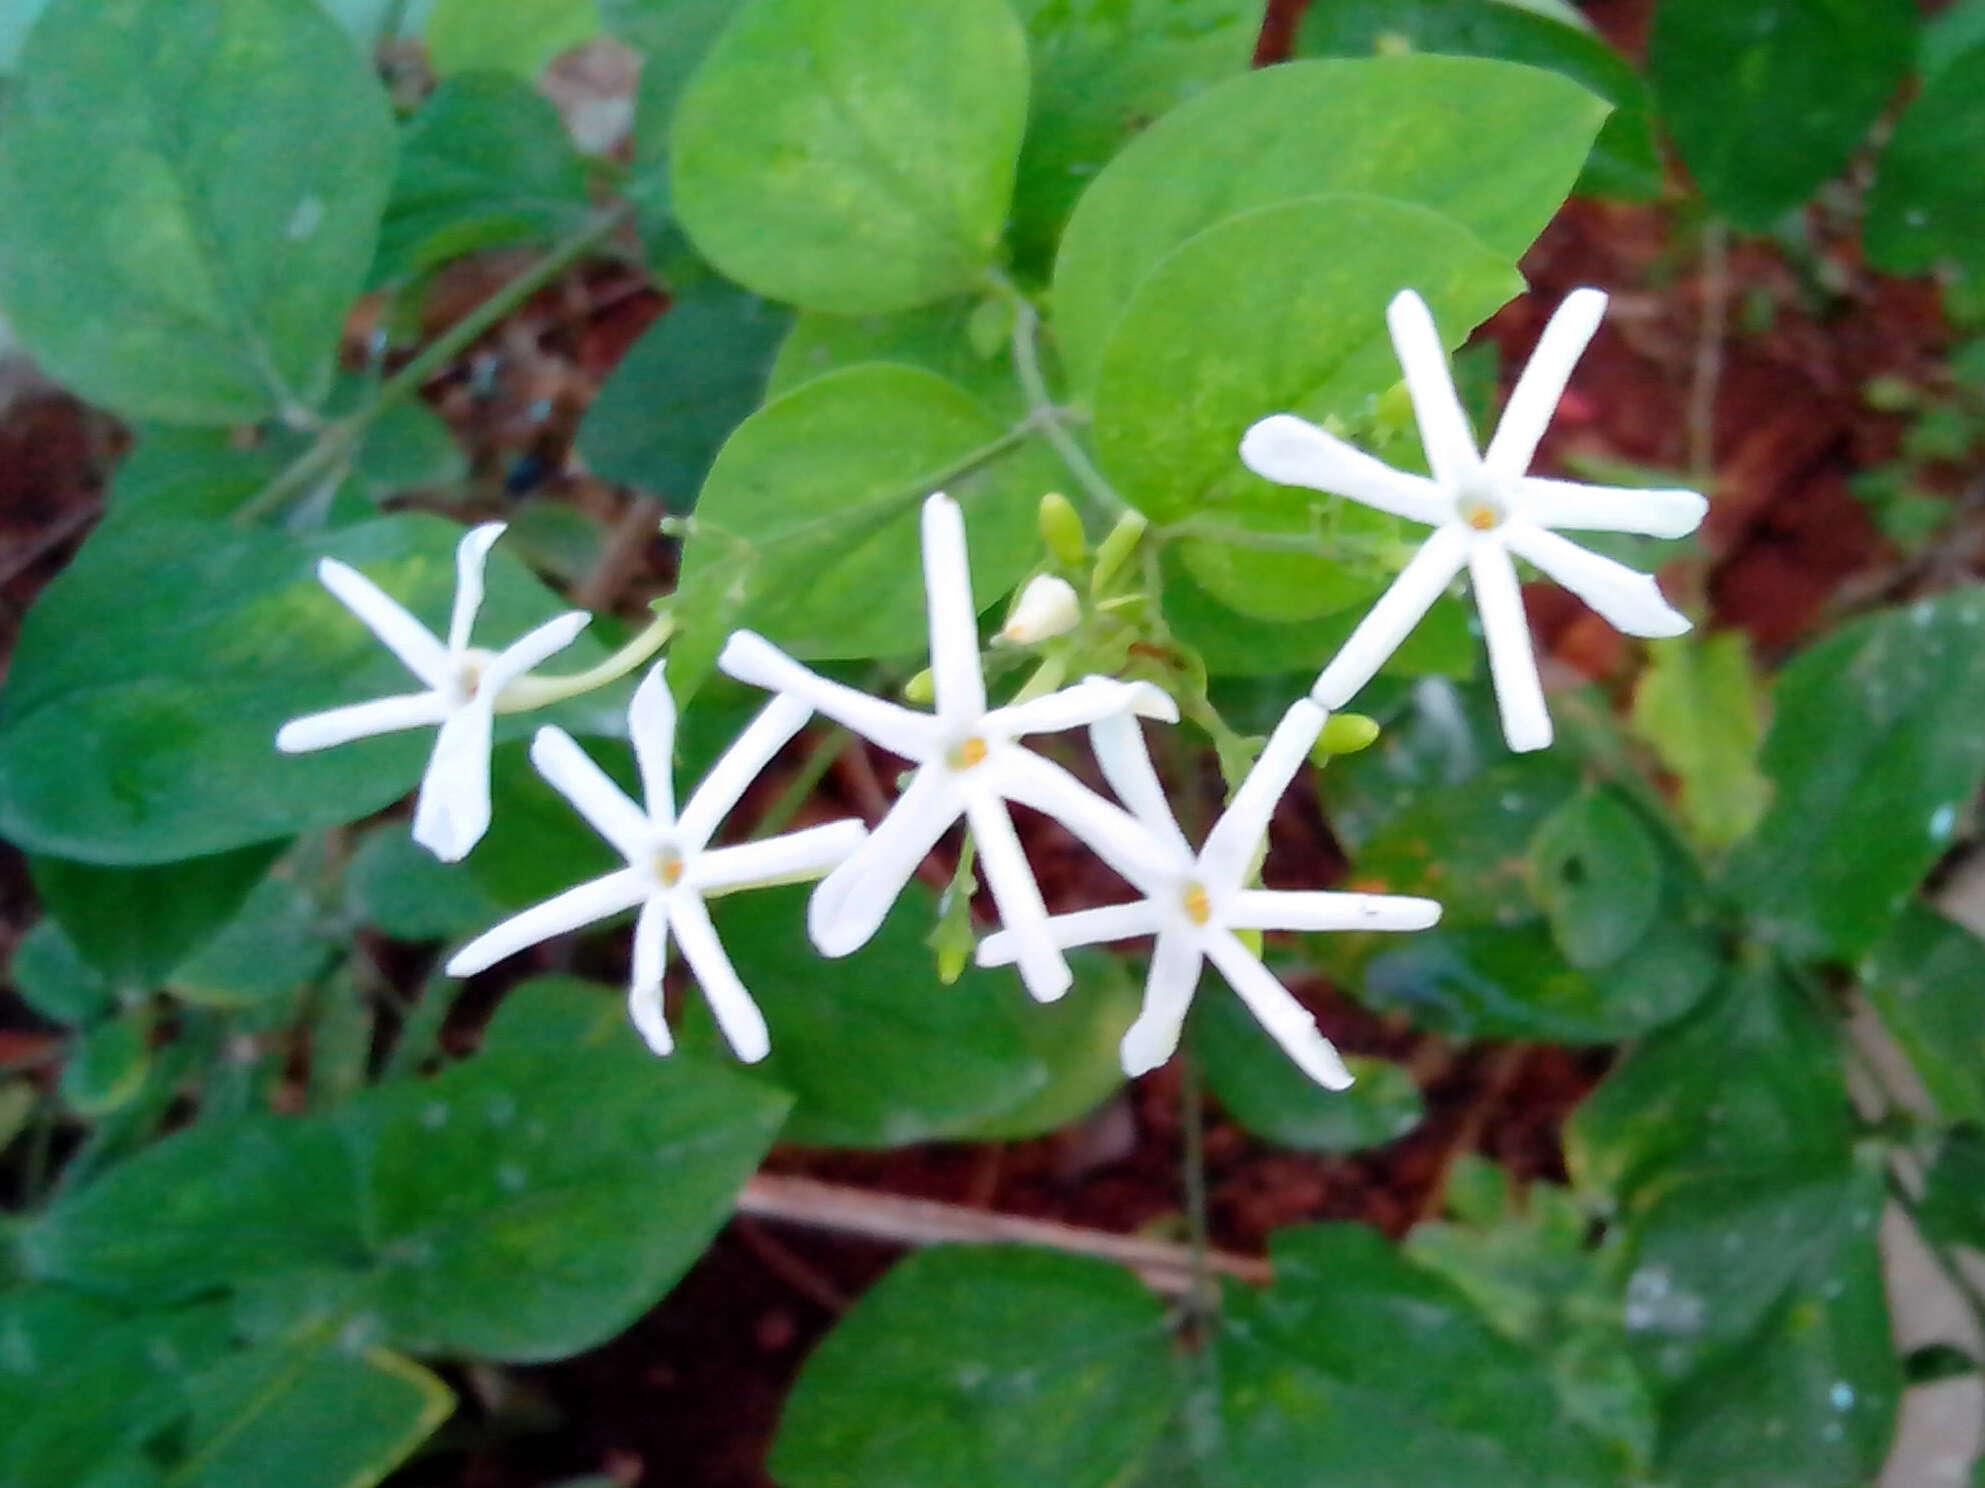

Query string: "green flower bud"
[[1037, 491, 1087, 566], [1313, 713, 1381, 760], [903, 668, 935, 705], [1090, 510, 1149, 596]]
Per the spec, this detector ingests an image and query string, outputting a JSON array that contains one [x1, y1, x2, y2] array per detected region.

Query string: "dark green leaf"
[[98, 429, 284, 533], [1921, 0, 1985, 78], [464, 737, 629, 910], [1917, 1125, 1985, 1250], [169, 873, 333, 1007], [1528, 787, 1661, 971], [1865, 43, 1985, 281], [58, 1010, 153, 1118], [620, 0, 743, 248], [7, 919, 115, 1025], [1860, 904, 1985, 1125], [963, 951, 1142, 1141], [347, 826, 507, 941]]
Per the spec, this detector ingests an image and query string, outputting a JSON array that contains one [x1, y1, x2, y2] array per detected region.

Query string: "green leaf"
[[97, 428, 284, 534], [1294, 0, 1660, 201], [8, 919, 116, 1025], [0, 0, 52, 71], [426, 0, 599, 76], [1629, 631, 1769, 855], [462, 737, 629, 910], [1921, 0, 1985, 79], [620, 0, 743, 249], [578, 278, 789, 506], [769, 1245, 1180, 1488], [0, 0, 396, 424], [1196, 992, 1424, 1151], [1527, 787, 1661, 971], [30, 844, 284, 991], [769, 299, 1023, 417], [346, 826, 507, 941], [1722, 588, 1985, 963], [58, 1010, 154, 1118], [671, 0, 1030, 313], [963, 951, 1143, 1141], [373, 71, 595, 285], [1865, 43, 1985, 281], [1648, 0, 1913, 230], [1859, 903, 1985, 1125], [0, 514, 607, 864], [679, 363, 1056, 659], [169, 873, 333, 1007], [1052, 55, 1608, 394], [1917, 1125, 1985, 1250]]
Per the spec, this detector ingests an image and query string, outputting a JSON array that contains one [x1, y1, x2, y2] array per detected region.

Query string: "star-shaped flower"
[[976, 699, 1441, 1087], [446, 664, 866, 1061], [1241, 288, 1707, 752], [719, 492, 1174, 1005], [277, 523, 589, 861]]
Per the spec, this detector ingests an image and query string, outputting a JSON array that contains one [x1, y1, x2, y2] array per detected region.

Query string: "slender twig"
[[497, 610, 676, 710], [1002, 284, 1130, 518], [1686, 219, 1729, 487], [1179, 1042, 1218, 1327], [574, 496, 668, 610]]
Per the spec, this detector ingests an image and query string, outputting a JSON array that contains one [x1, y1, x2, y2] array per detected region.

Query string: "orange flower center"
[[949, 736, 989, 770], [1183, 884, 1212, 926]]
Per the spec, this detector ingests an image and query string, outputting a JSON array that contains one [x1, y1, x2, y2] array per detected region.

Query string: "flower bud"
[[1312, 713, 1381, 761], [1000, 575, 1080, 645], [1090, 510, 1148, 596], [903, 667, 936, 704], [1037, 491, 1087, 566]]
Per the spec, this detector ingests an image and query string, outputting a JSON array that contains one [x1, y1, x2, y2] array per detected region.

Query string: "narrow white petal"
[[1518, 477, 1708, 539], [675, 691, 812, 850], [412, 702, 495, 861], [448, 522, 507, 654], [975, 900, 1166, 966], [1087, 714, 1194, 858], [1239, 413, 1449, 527], [719, 630, 940, 761], [1000, 575, 1080, 644], [965, 793, 1070, 1002], [1504, 524, 1692, 638], [990, 675, 1178, 740], [921, 494, 987, 724], [1387, 289, 1483, 489], [1226, 888, 1443, 934], [1484, 288, 1606, 480], [446, 867, 648, 978], [1120, 930, 1204, 1077], [1468, 540, 1553, 754], [483, 611, 590, 700], [1203, 932, 1354, 1091], [1310, 525, 1468, 708], [628, 663, 678, 824], [807, 768, 960, 956], [1199, 699, 1327, 889], [695, 819, 867, 894], [994, 749, 1176, 895], [671, 894, 771, 1063], [629, 896, 673, 1055], [316, 558, 451, 688], [530, 726, 651, 862], [275, 691, 448, 752]]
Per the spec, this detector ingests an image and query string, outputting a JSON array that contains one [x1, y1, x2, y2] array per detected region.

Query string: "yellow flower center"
[[1461, 499, 1503, 531], [1182, 883, 1212, 926], [949, 735, 989, 770], [653, 846, 685, 887]]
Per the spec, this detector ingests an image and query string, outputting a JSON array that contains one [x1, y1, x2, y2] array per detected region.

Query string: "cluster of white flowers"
[[280, 289, 1702, 1087]]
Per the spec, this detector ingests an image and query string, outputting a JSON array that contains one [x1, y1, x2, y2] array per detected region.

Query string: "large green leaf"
[[426, 0, 599, 76], [346, 826, 508, 941], [769, 299, 1023, 417], [1051, 55, 1607, 394], [1859, 903, 1985, 1125], [670, 0, 1029, 313], [1865, 42, 1985, 281], [1526, 787, 1661, 971], [169, 872, 335, 1007], [1091, 194, 1520, 525], [7, 919, 116, 1025], [1722, 588, 1985, 963], [1649, 0, 1913, 230], [769, 1245, 1180, 1488], [1628, 631, 1769, 856], [0, 514, 607, 864], [0, 0, 395, 424], [620, 0, 743, 248]]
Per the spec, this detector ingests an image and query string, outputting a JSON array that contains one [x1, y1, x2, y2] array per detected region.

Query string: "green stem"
[[497, 608, 676, 711], [752, 726, 853, 841], [1009, 652, 1069, 705], [236, 207, 631, 525], [1002, 284, 1130, 519]]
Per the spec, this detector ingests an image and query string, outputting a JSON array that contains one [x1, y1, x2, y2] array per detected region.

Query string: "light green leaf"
[[1629, 631, 1769, 855], [1052, 55, 1607, 394], [671, 0, 1029, 312], [96, 428, 283, 534], [1527, 787, 1661, 971], [769, 299, 1023, 417], [8, 919, 116, 1025], [1859, 903, 1985, 1125], [1865, 43, 1985, 281], [426, 0, 600, 77], [0, 0, 396, 424], [769, 1245, 1180, 1488]]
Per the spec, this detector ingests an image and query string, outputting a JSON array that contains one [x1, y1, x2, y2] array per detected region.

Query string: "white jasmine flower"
[[1241, 288, 1707, 752], [720, 493, 1175, 1005], [446, 665, 866, 1061], [977, 700, 1441, 1088], [999, 574, 1081, 645], [277, 523, 589, 861]]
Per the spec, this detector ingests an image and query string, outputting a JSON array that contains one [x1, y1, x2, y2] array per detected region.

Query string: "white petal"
[[719, 630, 939, 761], [446, 867, 648, 977], [275, 691, 448, 752], [1087, 714, 1194, 858], [1203, 932, 1353, 1091], [1120, 930, 1204, 1077], [1311, 525, 1468, 708], [448, 522, 507, 654], [628, 663, 678, 824], [671, 893, 771, 1063], [920, 493, 988, 725], [975, 899, 1165, 966], [675, 691, 812, 850], [1468, 540, 1553, 754], [1484, 288, 1606, 480], [412, 701, 494, 861], [1000, 575, 1080, 644], [990, 675, 1178, 740], [965, 793, 1070, 1002], [530, 726, 651, 862], [993, 748, 1176, 895], [1226, 888, 1443, 934], [1198, 699, 1327, 888], [483, 610, 591, 700], [629, 896, 672, 1055], [316, 558, 451, 688], [1239, 413, 1449, 527], [1387, 289, 1482, 489], [1504, 524, 1692, 638], [807, 768, 960, 956], [1518, 477, 1708, 539], [695, 818, 867, 894]]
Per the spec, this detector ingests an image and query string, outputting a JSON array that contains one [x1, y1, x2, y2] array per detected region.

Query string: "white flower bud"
[[999, 575, 1080, 645]]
